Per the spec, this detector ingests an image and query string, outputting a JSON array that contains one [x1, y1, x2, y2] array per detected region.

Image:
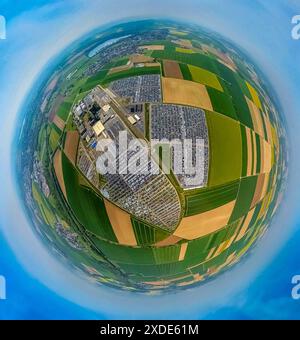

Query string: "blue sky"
[[0, 0, 300, 319]]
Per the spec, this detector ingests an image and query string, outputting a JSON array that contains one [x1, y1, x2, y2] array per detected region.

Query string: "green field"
[[102, 66, 161, 85], [216, 63, 253, 129], [240, 124, 248, 177], [56, 101, 73, 122], [91, 237, 157, 265], [32, 182, 56, 226], [81, 66, 161, 92], [255, 133, 261, 173], [61, 153, 117, 242], [185, 180, 240, 216], [176, 48, 195, 54], [78, 57, 131, 92], [65, 112, 77, 132], [37, 123, 51, 164], [93, 218, 245, 280], [235, 73, 252, 99], [142, 40, 177, 51], [91, 235, 184, 267], [151, 49, 218, 74], [179, 63, 192, 80], [170, 30, 189, 36], [49, 126, 61, 152], [114, 226, 232, 279], [131, 217, 170, 246], [152, 246, 181, 265], [207, 87, 238, 120], [229, 175, 258, 222], [188, 64, 223, 91], [117, 261, 188, 280], [111, 56, 130, 67], [80, 69, 109, 92], [206, 111, 243, 187]]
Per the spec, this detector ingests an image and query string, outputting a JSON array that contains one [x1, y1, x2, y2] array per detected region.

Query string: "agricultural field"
[[104, 199, 137, 246], [188, 64, 223, 91], [32, 182, 57, 226], [174, 200, 236, 240], [60, 152, 118, 242], [162, 60, 183, 79], [175, 48, 195, 54], [37, 124, 48, 162], [131, 218, 170, 246], [151, 49, 218, 74], [63, 131, 79, 165], [53, 150, 67, 200], [162, 77, 213, 110], [52, 114, 66, 131], [101, 66, 161, 85], [179, 63, 193, 80], [229, 175, 259, 223], [49, 123, 62, 152], [184, 180, 240, 216], [170, 29, 188, 36], [207, 87, 237, 120], [56, 101, 74, 122], [215, 63, 254, 129], [205, 111, 243, 187]]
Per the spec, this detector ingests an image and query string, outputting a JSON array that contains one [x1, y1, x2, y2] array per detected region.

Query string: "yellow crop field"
[[53, 150, 67, 200], [174, 200, 236, 240], [162, 77, 213, 111], [104, 199, 137, 246], [176, 47, 195, 54], [64, 131, 79, 165], [188, 65, 223, 91]]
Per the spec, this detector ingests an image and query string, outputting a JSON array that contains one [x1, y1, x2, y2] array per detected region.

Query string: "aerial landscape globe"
[[15, 19, 287, 292]]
